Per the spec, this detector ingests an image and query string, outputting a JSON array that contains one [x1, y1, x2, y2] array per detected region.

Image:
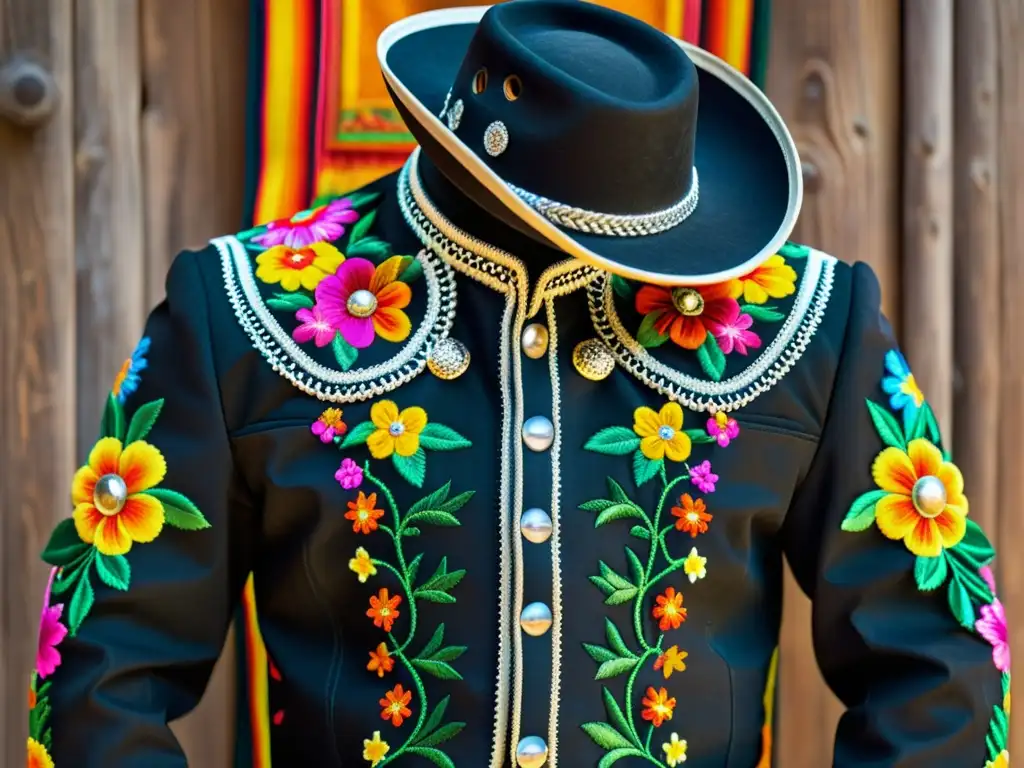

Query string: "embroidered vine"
[[315, 399, 473, 765], [840, 350, 1010, 766], [579, 400, 736, 766], [235, 191, 423, 372]]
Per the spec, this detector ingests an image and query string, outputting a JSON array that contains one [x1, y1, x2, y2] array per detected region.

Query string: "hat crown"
[[447, 0, 698, 216]]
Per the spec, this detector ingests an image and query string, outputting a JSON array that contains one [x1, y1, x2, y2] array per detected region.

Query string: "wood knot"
[[0, 58, 59, 128]]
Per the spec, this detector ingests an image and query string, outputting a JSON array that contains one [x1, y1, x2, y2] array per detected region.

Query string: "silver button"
[[521, 508, 553, 544], [520, 602, 553, 636], [522, 416, 554, 452], [521, 323, 549, 359], [516, 735, 548, 767]]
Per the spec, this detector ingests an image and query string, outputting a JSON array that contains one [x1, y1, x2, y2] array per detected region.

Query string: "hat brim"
[[378, 5, 803, 286]]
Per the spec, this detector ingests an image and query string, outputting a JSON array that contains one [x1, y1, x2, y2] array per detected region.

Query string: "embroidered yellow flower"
[[871, 438, 968, 557], [683, 547, 707, 583], [653, 645, 688, 679], [986, 751, 1010, 768], [254, 241, 345, 292], [724, 254, 797, 304], [662, 732, 688, 766], [362, 731, 390, 766], [71, 436, 167, 556], [368, 400, 428, 458], [27, 738, 54, 768], [633, 402, 691, 462], [349, 547, 377, 583]]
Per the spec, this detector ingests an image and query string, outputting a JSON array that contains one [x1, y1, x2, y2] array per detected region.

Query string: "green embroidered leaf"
[[954, 519, 996, 569], [778, 241, 810, 259], [408, 481, 452, 515], [865, 399, 906, 450], [344, 190, 383, 210], [598, 561, 634, 591], [584, 426, 641, 455], [347, 208, 378, 244], [404, 526, 422, 536], [124, 398, 164, 444], [583, 642, 618, 664], [420, 624, 446, 659], [913, 554, 948, 592], [398, 254, 424, 283], [924, 404, 943, 445], [393, 448, 427, 488], [440, 490, 474, 513], [604, 618, 635, 658], [598, 749, 648, 767], [630, 525, 651, 540], [412, 658, 463, 680], [428, 645, 466, 662], [739, 304, 786, 322], [594, 503, 644, 528], [331, 334, 359, 372], [605, 587, 638, 605], [68, 572, 95, 635], [607, 478, 630, 503], [405, 510, 461, 528], [415, 722, 465, 748], [101, 393, 126, 441], [581, 722, 635, 751], [595, 657, 637, 680], [696, 334, 727, 382], [610, 274, 633, 299], [840, 490, 887, 532], [149, 488, 211, 530], [346, 235, 392, 261], [419, 423, 472, 451], [601, 687, 638, 746], [407, 747, 456, 768], [624, 546, 644, 586], [948, 575, 977, 630], [419, 695, 450, 739], [636, 312, 670, 348], [419, 558, 466, 593], [589, 575, 615, 596], [340, 421, 376, 448], [957, 562, 996, 605], [416, 590, 457, 604], [265, 292, 315, 311], [685, 429, 718, 444], [95, 553, 131, 591], [632, 450, 662, 487], [579, 498, 617, 512], [235, 225, 265, 242], [907, 405, 929, 441], [41, 519, 91, 567]]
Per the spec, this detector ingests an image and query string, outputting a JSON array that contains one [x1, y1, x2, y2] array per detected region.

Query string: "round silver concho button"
[[522, 416, 554, 452], [520, 508, 553, 544], [521, 323, 549, 359], [520, 602, 553, 636], [516, 735, 549, 767]]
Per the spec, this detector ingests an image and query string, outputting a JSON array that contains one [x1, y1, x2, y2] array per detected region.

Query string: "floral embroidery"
[[350, 547, 378, 583], [111, 336, 150, 404], [380, 684, 413, 727], [367, 587, 402, 632], [368, 643, 395, 678], [255, 242, 345, 292], [40, 393, 209, 635], [662, 732, 689, 766], [347, 492, 386, 535], [29, 569, 65, 768], [706, 411, 740, 447], [312, 408, 347, 444], [254, 198, 361, 249], [841, 350, 1010, 765], [27, 736, 54, 768], [363, 731, 391, 766], [36, 568, 67, 679], [336, 457, 364, 489], [315, 257, 413, 350], [723, 254, 798, 305], [579, 399, 734, 763], [987, 751, 1010, 768]]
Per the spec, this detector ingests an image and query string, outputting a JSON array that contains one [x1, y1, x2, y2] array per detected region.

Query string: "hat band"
[[506, 167, 699, 238]]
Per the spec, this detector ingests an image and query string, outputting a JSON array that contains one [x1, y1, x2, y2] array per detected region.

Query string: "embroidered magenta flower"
[[293, 305, 337, 348], [314, 257, 412, 350], [705, 302, 762, 355], [690, 460, 718, 493], [335, 458, 363, 490], [254, 198, 360, 248], [707, 411, 740, 447], [36, 567, 67, 679], [312, 408, 346, 443], [976, 598, 1010, 673]]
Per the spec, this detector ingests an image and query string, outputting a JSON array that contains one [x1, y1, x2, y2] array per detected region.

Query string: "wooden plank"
[[0, 0, 75, 765], [902, 0, 954, 437], [140, 0, 250, 764], [953, 1, 1001, 541]]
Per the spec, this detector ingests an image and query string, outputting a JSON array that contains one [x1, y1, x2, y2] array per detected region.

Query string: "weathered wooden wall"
[[1, 0, 1021, 765]]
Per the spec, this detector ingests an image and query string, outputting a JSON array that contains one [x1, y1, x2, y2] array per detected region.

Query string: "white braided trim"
[[508, 167, 699, 237]]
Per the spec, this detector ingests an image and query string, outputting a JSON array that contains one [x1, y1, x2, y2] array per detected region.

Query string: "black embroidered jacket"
[[30, 156, 1009, 768]]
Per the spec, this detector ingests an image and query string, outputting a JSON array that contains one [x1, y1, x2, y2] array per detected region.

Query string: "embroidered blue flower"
[[881, 349, 924, 429], [112, 336, 150, 404]]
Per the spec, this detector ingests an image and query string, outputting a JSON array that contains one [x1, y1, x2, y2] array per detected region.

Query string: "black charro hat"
[[378, 1, 803, 286]]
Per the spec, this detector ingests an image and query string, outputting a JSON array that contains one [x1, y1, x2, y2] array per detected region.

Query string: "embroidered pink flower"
[[312, 408, 346, 443], [293, 305, 336, 347], [335, 458, 364, 490], [690, 460, 718, 493], [705, 303, 761, 355], [976, 598, 1010, 673], [314, 257, 412, 349], [37, 567, 67, 679], [254, 198, 360, 248], [707, 411, 740, 447]]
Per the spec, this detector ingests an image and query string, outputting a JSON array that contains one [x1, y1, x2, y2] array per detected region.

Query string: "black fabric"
[[384, 1, 790, 280]]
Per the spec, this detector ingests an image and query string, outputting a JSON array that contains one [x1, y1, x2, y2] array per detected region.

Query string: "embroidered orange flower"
[[367, 642, 395, 678], [871, 438, 968, 557], [27, 738, 54, 768], [71, 436, 167, 556], [653, 645, 688, 679], [653, 587, 687, 631], [367, 588, 402, 632], [379, 683, 413, 727], [363, 731, 390, 766], [635, 282, 736, 350], [349, 547, 377, 582], [672, 494, 712, 538], [641, 686, 676, 727], [345, 492, 385, 535], [724, 254, 797, 304]]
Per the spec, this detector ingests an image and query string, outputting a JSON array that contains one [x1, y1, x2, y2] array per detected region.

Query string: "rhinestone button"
[[522, 416, 554, 452], [520, 602, 553, 636], [572, 338, 615, 381], [516, 735, 549, 767], [427, 338, 471, 381], [521, 323, 549, 359], [521, 508, 553, 544]]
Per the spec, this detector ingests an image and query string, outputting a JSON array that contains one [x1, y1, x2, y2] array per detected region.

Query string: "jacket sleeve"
[[781, 262, 1009, 767], [29, 248, 259, 767]]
